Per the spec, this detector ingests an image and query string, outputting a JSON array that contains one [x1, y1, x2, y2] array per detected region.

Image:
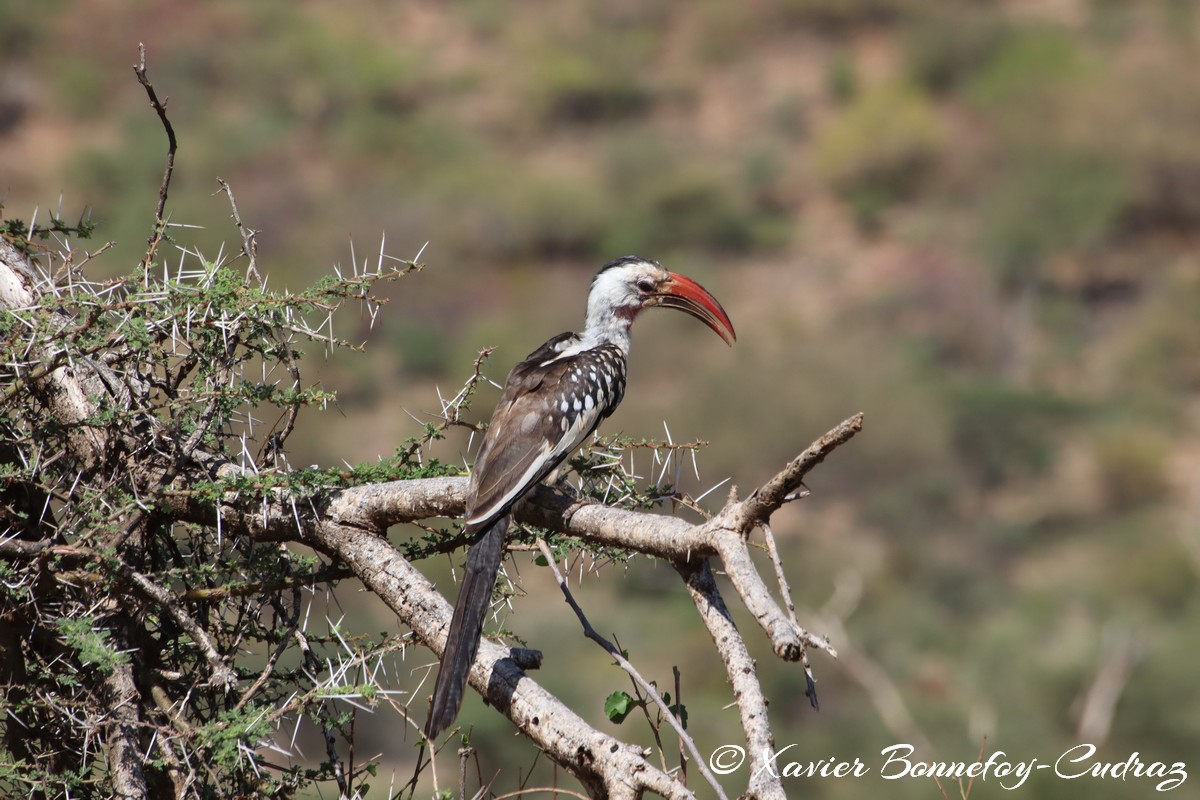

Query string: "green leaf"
[[661, 691, 688, 728], [604, 690, 636, 724]]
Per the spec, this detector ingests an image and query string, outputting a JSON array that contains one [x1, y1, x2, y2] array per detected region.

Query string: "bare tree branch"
[[303, 515, 691, 799], [679, 560, 785, 799], [133, 43, 177, 277], [741, 413, 863, 526], [1077, 622, 1143, 744], [123, 567, 238, 689], [535, 539, 729, 800], [216, 178, 259, 283], [710, 527, 836, 661]]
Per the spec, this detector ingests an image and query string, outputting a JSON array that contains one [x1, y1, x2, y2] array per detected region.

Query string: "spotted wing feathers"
[[425, 337, 628, 739], [465, 341, 626, 529]]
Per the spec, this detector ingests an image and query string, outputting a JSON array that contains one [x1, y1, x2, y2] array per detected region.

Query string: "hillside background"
[[3, 1, 1198, 797]]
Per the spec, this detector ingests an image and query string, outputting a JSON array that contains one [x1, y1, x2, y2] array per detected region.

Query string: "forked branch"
[[536, 539, 730, 800]]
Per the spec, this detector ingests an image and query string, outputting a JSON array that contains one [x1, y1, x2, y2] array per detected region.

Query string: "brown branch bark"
[[133, 43, 176, 275]]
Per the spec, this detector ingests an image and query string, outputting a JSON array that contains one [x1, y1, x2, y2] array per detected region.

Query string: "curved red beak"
[[655, 272, 736, 346]]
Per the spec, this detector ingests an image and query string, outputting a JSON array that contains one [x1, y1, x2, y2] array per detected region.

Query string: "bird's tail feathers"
[[424, 516, 509, 739]]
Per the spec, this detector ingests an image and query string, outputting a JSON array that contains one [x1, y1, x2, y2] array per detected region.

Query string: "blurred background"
[[3, 1, 1199, 797]]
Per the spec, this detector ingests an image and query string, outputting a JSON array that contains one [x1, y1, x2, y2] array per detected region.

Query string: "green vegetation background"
[[3, 1, 1198, 797]]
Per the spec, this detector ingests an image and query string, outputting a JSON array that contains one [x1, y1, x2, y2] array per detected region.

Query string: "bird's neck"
[[579, 303, 636, 355]]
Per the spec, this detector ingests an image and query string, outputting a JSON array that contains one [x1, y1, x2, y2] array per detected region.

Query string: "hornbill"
[[425, 256, 735, 739]]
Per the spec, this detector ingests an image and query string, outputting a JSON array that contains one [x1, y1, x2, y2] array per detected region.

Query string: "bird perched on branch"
[[425, 256, 735, 739]]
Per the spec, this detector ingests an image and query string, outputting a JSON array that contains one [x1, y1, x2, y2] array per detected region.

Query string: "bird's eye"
[[636, 278, 655, 293]]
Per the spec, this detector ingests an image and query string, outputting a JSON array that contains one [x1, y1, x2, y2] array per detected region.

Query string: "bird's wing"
[[464, 343, 625, 530]]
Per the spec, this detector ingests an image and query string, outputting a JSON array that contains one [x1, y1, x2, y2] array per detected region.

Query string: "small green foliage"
[[964, 25, 1088, 112], [599, 134, 780, 255], [946, 381, 1079, 488], [603, 689, 687, 730], [670, 696, 688, 730], [659, 691, 688, 729], [905, 9, 1011, 94], [604, 690, 636, 724], [197, 705, 272, 766], [814, 80, 944, 229], [1091, 424, 1170, 511], [979, 154, 1131, 289], [826, 54, 858, 102], [190, 448, 460, 511], [0, 200, 423, 796], [54, 616, 128, 674], [1, 213, 96, 255]]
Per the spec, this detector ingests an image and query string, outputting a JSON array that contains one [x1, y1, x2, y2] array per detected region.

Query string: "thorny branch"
[[535, 539, 729, 800], [155, 412, 860, 799], [133, 43, 176, 277], [0, 45, 867, 798], [123, 566, 238, 690], [216, 178, 259, 284], [3, 232, 864, 798]]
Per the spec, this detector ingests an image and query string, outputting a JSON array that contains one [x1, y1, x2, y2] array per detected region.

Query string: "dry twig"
[[133, 43, 177, 278], [535, 539, 729, 800]]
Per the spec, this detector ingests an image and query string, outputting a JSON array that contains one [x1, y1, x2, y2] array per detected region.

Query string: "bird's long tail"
[[425, 515, 509, 739]]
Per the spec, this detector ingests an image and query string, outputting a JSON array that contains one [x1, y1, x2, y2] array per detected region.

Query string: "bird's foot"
[[564, 494, 600, 524]]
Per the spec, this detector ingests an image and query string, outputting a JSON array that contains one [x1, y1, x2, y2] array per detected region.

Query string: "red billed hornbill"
[[425, 256, 735, 738]]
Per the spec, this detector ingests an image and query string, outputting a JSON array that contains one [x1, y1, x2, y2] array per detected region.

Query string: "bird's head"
[[585, 256, 736, 349]]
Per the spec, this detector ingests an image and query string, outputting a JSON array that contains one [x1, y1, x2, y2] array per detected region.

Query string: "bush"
[[963, 25, 1088, 113], [946, 381, 1078, 488], [523, 47, 654, 125], [1119, 264, 1200, 393], [978, 153, 1132, 290], [769, 0, 917, 29], [814, 81, 944, 228], [1091, 424, 1171, 511], [599, 132, 780, 254], [904, 9, 1012, 94]]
